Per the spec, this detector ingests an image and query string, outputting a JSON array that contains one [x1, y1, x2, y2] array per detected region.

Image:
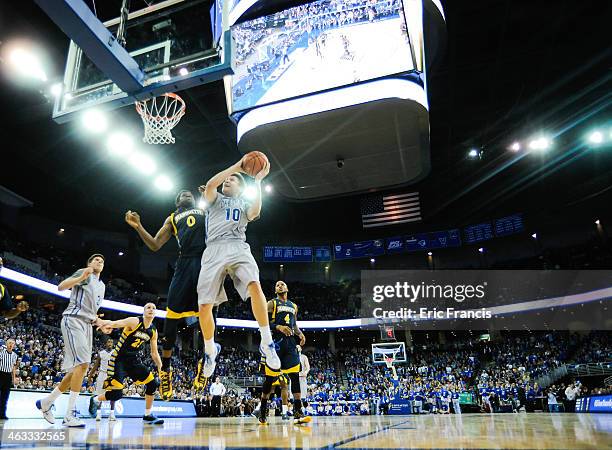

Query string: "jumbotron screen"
[[230, 0, 416, 112]]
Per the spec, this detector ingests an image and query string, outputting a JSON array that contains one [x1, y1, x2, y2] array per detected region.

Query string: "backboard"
[[371, 342, 406, 364], [49, 0, 232, 123]]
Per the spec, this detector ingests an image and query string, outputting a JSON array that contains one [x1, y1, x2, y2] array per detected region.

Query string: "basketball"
[[241, 151, 269, 177]]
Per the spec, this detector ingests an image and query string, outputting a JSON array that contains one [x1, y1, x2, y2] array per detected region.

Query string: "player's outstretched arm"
[[203, 158, 245, 204], [0, 283, 29, 319], [246, 160, 270, 221], [58, 267, 93, 291], [125, 211, 172, 252], [97, 316, 139, 334]]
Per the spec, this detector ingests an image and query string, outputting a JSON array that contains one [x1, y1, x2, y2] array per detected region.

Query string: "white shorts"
[[95, 371, 108, 396], [61, 315, 93, 372], [197, 241, 259, 305]]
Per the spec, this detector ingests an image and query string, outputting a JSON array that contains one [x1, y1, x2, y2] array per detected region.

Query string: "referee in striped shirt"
[[0, 339, 18, 420]]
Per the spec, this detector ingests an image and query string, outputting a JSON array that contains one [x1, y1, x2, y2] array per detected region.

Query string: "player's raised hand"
[[254, 159, 270, 181], [81, 267, 94, 279], [125, 210, 141, 229], [235, 155, 248, 173]]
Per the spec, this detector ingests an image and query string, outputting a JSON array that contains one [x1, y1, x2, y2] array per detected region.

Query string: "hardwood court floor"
[[0, 413, 610, 449]]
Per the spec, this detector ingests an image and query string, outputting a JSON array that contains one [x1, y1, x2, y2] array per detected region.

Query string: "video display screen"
[[231, 0, 415, 112]]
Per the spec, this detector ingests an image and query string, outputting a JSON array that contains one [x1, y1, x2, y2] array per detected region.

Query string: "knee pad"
[[288, 373, 301, 394], [145, 378, 160, 396], [106, 390, 123, 402], [163, 318, 180, 351], [262, 375, 277, 395]]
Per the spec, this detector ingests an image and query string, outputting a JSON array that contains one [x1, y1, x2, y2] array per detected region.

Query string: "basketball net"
[[135, 93, 186, 145]]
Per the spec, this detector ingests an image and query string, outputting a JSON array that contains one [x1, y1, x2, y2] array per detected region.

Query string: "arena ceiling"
[[0, 0, 610, 241]]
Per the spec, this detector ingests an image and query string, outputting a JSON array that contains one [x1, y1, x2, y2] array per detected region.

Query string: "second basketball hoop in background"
[[136, 93, 186, 145]]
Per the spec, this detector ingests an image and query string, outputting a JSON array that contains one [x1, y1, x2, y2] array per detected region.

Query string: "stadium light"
[[587, 130, 604, 145], [178, 67, 189, 76], [370, 258, 376, 263], [468, 149, 480, 159], [478, 247, 485, 253], [50, 83, 62, 97], [8, 47, 47, 82], [531, 233, 537, 239], [118, 251, 124, 256], [243, 185, 257, 200], [154, 175, 173, 191], [595, 219, 600, 225], [509, 142, 521, 152], [82, 109, 108, 134], [264, 184, 273, 193], [427, 251, 433, 256], [528, 136, 551, 151], [129, 152, 156, 175], [107, 132, 134, 156]]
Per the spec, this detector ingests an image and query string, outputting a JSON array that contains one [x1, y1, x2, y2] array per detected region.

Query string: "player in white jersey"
[[196, 156, 280, 379], [297, 346, 310, 398], [87, 339, 115, 421], [36, 254, 106, 427]]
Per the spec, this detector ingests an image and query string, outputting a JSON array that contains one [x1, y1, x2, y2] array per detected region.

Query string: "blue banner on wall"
[[464, 222, 494, 244], [334, 240, 385, 260], [404, 229, 462, 252], [263, 246, 313, 262], [495, 214, 524, 237], [314, 246, 332, 262]]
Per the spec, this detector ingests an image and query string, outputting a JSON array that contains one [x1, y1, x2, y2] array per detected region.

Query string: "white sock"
[[66, 391, 79, 416], [259, 327, 273, 346], [204, 338, 216, 355], [145, 408, 151, 416], [45, 387, 62, 404], [282, 405, 288, 414]]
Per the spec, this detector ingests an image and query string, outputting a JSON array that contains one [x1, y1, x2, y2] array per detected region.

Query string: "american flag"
[[360, 192, 421, 228]]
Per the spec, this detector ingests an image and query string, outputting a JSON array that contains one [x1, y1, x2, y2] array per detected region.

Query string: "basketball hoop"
[[135, 92, 186, 145]]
